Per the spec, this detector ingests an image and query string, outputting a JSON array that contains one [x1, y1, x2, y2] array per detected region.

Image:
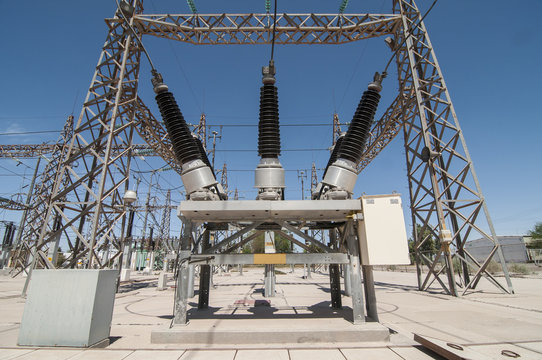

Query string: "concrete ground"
[[1, 267, 541, 359]]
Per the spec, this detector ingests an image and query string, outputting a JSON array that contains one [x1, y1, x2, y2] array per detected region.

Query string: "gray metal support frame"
[[190, 253, 349, 265], [204, 222, 263, 253], [281, 222, 334, 253], [177, 199, 371, 325]]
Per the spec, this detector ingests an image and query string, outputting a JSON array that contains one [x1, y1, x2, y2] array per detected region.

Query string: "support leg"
[[344, 264, 351, 296], [362, 265, 378, 321], [349, 254, 365, 324], [198, 229, 211, 308], [329, 264, 342, 309], [173, 250, 190, 326], [346, 221, 365, 324], [173, 218, 193, 325], [264, 264, 275, 297], [187, 264, 195, 298], [198, 265, 211, 308]]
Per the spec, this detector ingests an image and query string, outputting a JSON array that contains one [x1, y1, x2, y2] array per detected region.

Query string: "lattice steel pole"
[[33, 1, 143, 271], [393, 0, 513, 295], [220, 163, 228, 195], [159, 190, 172, 251]]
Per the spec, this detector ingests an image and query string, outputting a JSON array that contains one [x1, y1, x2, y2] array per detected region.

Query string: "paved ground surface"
[[1, 267, 541, 359]]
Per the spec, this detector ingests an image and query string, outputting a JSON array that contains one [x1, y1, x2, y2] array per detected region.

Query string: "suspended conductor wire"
[[382, 0, 438, 74], [115, 0, 157, 71], [270, 0, 278, 60]]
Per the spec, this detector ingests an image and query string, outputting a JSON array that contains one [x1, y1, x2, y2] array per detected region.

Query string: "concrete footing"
[[151, 319, 389, 345], [120, 269, 131, 282], [157, 272, 168, 290]]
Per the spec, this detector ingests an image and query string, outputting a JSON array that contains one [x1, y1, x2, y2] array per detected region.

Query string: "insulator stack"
[[336, 88, 381, 164], [258, 84, 281, 158], [194, 136, 214, 173], [323, 135, 344, 178], [155, 91, 200, 165]]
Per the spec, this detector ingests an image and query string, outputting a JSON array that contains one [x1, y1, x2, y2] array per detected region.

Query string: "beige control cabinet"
[[357, 194, 410, 265]]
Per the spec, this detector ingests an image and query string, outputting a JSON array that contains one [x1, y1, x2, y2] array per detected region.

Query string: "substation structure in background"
[[4, 0, 513, 298]]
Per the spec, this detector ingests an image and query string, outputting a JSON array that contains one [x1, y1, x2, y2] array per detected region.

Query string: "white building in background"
[[465, 236, 529, 263]]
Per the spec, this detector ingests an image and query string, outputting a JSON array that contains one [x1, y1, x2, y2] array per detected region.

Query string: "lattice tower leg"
[[29, 3, 144, 274], [393, 0, 513, 295], [10, 117, 74, 275]]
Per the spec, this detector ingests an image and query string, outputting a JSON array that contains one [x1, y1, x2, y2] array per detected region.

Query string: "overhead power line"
[[195, 123, 349, 128], [0, 122, 347, 137], [216, 148, 329, 152], [0, 130, 59, 136]]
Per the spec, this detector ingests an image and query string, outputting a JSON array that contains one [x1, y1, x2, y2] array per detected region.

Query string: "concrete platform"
[[151, 319, 389, 344], [2, 266, 542, 359]]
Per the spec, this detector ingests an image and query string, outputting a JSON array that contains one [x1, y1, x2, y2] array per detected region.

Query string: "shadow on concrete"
[[212, 281, 330, 287], [374, 281, 451, 297], [373, 281, 420, 292], [108, 336, 122, 345], [184, 300, 354, 322], [118, 280, 157, 293]]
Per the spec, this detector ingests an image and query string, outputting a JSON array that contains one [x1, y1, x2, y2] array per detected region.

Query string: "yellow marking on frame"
[[253, 254, 287, 264]]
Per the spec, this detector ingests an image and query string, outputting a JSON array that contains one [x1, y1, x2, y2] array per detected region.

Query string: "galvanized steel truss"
[[9, 117, 74, 275], [393, 0, 512, 294], [125, 13, 400, 45], [24, 7, 144, 270], [15, 0, 511, 295]]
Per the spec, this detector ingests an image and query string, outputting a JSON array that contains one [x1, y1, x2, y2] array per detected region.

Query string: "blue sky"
[[1, 0, 541, 239]]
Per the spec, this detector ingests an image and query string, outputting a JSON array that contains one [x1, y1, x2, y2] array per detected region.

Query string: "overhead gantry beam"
[[111, 13, 401, 45]]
